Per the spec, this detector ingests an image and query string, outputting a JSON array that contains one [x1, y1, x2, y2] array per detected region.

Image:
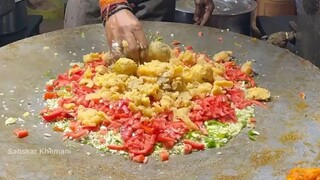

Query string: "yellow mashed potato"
[[82, 44, 258, 119]]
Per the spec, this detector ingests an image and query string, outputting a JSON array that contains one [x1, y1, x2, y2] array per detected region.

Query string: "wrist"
[[100, 1, 133, 26]]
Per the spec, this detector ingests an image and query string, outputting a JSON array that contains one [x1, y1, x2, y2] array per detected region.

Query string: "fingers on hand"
[[110, 31, 126, 62], [105, 20, 147, 64], [134, 29, 148, 49], [133, 29, 148, 63], [124, 32, 140, 62], [200, 10, 211, 25], [201, 2, 214, 25], [193, 0, 202, 22], [194, 0, 215, 25]]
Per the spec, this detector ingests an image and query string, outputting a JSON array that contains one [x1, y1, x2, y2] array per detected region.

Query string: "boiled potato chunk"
[[196, 54, 208, 65], [241, 61, 254, 77], [79, 78, 94, 88], [112, 58, 137, 76], [212, 74, 225, 81], [213, 51, 233, 63], [83, 53, 101, 63], [77, 108, 110, 126], [147, 41, 172, 62], [179, 50, 196, 66], [211, 85, 224, 95], [212, 62, 226, 76], [173, 108, 199, 130], [95, 65, 108, 75], [138, 83, 160, 99], [183, 64, 214, 83], [247, 87, 271, 100], [171, 78, 185, 91], [84, 67, 93, 78], [63, 103, 75, 110], [160, 95, 175, 109], [214, 80, 234, 88], [137, 60, 170, 77]]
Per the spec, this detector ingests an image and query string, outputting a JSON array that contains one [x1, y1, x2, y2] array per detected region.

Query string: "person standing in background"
[[64, 0, 215, 63]]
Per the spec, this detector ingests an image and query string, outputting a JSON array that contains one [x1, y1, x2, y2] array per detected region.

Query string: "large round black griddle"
[[0, 22, 319, 180]]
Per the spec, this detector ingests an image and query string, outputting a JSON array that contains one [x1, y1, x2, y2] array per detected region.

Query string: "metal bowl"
[[175, 0, 257, 35]]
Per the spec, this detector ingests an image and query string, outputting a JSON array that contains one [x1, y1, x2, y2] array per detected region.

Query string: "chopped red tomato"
[[69, 121, 80, 132], [162, 140, 175, 150], [107, 145, 127, 151], [224, 61, 256, 87], [250, 100, 268, 109], [82, 125, 100, 132], [74, 85, 94, 96], [183, 140, 205, 150], [126, 134, 156, 156], [157, 133, 175, 142], [184, 144, 193, 154], [53, 74, 70, 87], [87, 59, 105, 68], [108, 121, 122, 132], [46, 85, 54, 92], [228, 88, 252, 109], [58, 98, 73, 107], [69, 68, 84, 81], [64, 129, 88, 140], [44, 92, 58, 100], [41, 107, 64, 122], [132, 154, 146, 163], [99, 138, 106, 144], [113, 113, 131, 119], [14, 129, 29, 138], [159, 150, 169, 161], [190, 95, 236, 123], [140, 125, 154, 134]]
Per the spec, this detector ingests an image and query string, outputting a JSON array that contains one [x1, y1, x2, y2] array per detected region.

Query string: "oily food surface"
[[40, 42, 269, 163]]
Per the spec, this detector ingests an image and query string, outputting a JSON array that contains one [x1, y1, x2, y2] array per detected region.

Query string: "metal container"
[[175, 0, 257, 35], [0, 0, 27, 36], [295, 0, 320, 67]]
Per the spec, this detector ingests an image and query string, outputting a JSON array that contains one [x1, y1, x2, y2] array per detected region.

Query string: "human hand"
[[105, 9, 148, 64], [193, 0, 215, 26]]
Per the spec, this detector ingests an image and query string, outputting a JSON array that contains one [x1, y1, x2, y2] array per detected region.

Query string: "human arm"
[[99, 0, 148, 63]]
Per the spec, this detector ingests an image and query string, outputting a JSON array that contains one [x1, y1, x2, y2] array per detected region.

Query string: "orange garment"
[[99, 0, 128, 10]]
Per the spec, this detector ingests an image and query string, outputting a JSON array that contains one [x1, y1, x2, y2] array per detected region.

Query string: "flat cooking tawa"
[[0, 22, 319, 179]]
